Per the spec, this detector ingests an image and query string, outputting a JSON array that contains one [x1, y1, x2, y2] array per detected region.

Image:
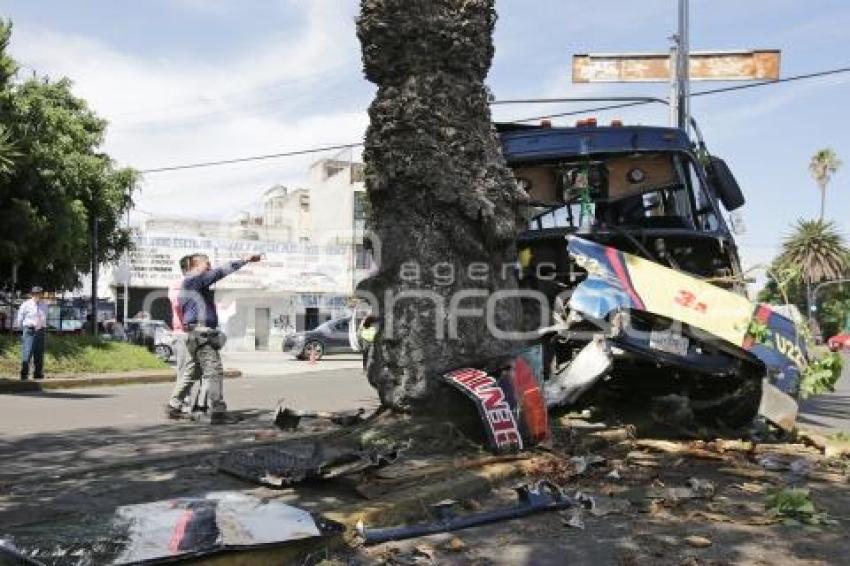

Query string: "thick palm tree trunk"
[[357, 0, 528, 411]]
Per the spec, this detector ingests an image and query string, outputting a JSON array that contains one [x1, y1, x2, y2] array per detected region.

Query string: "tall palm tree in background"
[[809, 148, 842, 221], [778, 219, 849, 325]]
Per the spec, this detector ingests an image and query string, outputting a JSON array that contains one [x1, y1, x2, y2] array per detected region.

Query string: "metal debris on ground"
[[544, 337, 613, 409], [273, 405, 367, 430], [217, 439, 405, 487], [1, 492, 342, 565], [358, 481, 588, 545], [570, 455, 606, 475], [788, 458, 813, 477], [685, 478, 717, 498], [626, 478, 716, 506], [756, 455, 787, 470], [562, 508, 586, 530], [588, 496, 632, 517]]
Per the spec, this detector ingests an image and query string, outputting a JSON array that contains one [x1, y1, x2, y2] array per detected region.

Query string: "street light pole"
[[810, 278, 850, 314], [806, 277, 850, 342], [123, 207, 130, 324], [90, 217, 99, 337]]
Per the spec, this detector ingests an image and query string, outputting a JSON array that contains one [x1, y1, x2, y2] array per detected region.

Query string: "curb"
[[0, 369, 242, 393]]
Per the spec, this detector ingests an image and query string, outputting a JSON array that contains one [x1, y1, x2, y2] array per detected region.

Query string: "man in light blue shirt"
[[15, 286, 48, 380]]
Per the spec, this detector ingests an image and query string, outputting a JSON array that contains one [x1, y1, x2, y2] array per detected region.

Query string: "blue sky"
[[0, 0, 848, 278]]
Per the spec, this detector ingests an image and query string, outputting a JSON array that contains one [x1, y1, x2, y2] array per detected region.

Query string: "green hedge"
[[0, 334, 167, 376]]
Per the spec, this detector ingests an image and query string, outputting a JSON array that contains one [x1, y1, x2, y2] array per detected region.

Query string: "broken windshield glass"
[[520, 152, 717, 232]]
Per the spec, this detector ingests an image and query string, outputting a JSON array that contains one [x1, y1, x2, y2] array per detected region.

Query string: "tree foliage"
[[800, 352, 843, 398], [0, 19, 137, 292], [776, 220, 848, 285], [759, 219, 850, 337]]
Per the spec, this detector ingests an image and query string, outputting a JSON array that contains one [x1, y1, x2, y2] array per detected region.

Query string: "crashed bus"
[[498, 119, 807, 432]]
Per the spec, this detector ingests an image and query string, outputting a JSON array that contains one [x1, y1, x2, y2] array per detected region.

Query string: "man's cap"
[[30, 286, 43, 294]]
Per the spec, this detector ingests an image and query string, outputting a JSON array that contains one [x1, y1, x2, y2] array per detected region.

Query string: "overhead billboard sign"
[[572, 50, 781, 83]]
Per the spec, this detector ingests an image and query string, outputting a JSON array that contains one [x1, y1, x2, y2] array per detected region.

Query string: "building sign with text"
[[125, 233, 352, 294]]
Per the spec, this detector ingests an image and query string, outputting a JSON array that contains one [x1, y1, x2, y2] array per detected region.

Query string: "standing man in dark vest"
[[174, 252, 261, 424]]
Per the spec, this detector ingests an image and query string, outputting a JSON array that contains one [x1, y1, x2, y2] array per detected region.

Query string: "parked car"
[[828, 333, 850, 352], [125, 319, 175, 361], [282, 317, 358, 360]]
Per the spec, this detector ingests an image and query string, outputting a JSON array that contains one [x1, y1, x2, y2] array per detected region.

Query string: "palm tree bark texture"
[[356, 0, 528, 412]]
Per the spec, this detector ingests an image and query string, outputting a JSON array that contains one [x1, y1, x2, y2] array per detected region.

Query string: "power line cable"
[[139, 65, 850, 174], [512, 66, 850, 122], [140, 142, 362, 173]]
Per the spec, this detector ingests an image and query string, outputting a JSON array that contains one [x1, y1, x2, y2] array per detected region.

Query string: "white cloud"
[[7, 0, 368, 219], [172, 0, 239, 14]]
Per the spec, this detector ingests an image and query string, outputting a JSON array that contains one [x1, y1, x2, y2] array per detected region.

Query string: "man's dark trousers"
[[21, 327, 45, 380]]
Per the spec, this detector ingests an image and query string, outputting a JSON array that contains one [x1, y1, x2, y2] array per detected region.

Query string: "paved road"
[[798, 352, 850, 434], [0, 352, 376, 483], [221, 350, 366, 376], [0, 352, 372, 437]]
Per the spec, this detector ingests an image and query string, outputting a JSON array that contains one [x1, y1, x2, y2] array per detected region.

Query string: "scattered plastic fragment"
[[1, 493, 342, 565]]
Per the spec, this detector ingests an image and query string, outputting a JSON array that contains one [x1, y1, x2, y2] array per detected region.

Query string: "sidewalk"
[[0, 368, 241, 392]]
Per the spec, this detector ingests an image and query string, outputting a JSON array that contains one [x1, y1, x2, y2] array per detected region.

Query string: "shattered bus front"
[[499, 123, 807, 431], [544, 236, 807, 431]]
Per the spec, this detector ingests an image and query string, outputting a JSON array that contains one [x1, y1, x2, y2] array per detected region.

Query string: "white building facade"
[[107, 159, 368, 351]]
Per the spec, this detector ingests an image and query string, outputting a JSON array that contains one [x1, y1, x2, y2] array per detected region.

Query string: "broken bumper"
[[548, 236, 810, 429]]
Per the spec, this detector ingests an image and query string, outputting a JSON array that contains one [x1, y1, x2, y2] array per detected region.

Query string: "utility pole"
[[90, 217, 99, 337], [676, 0, 690, 131], [668, 44, 678, 127]]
